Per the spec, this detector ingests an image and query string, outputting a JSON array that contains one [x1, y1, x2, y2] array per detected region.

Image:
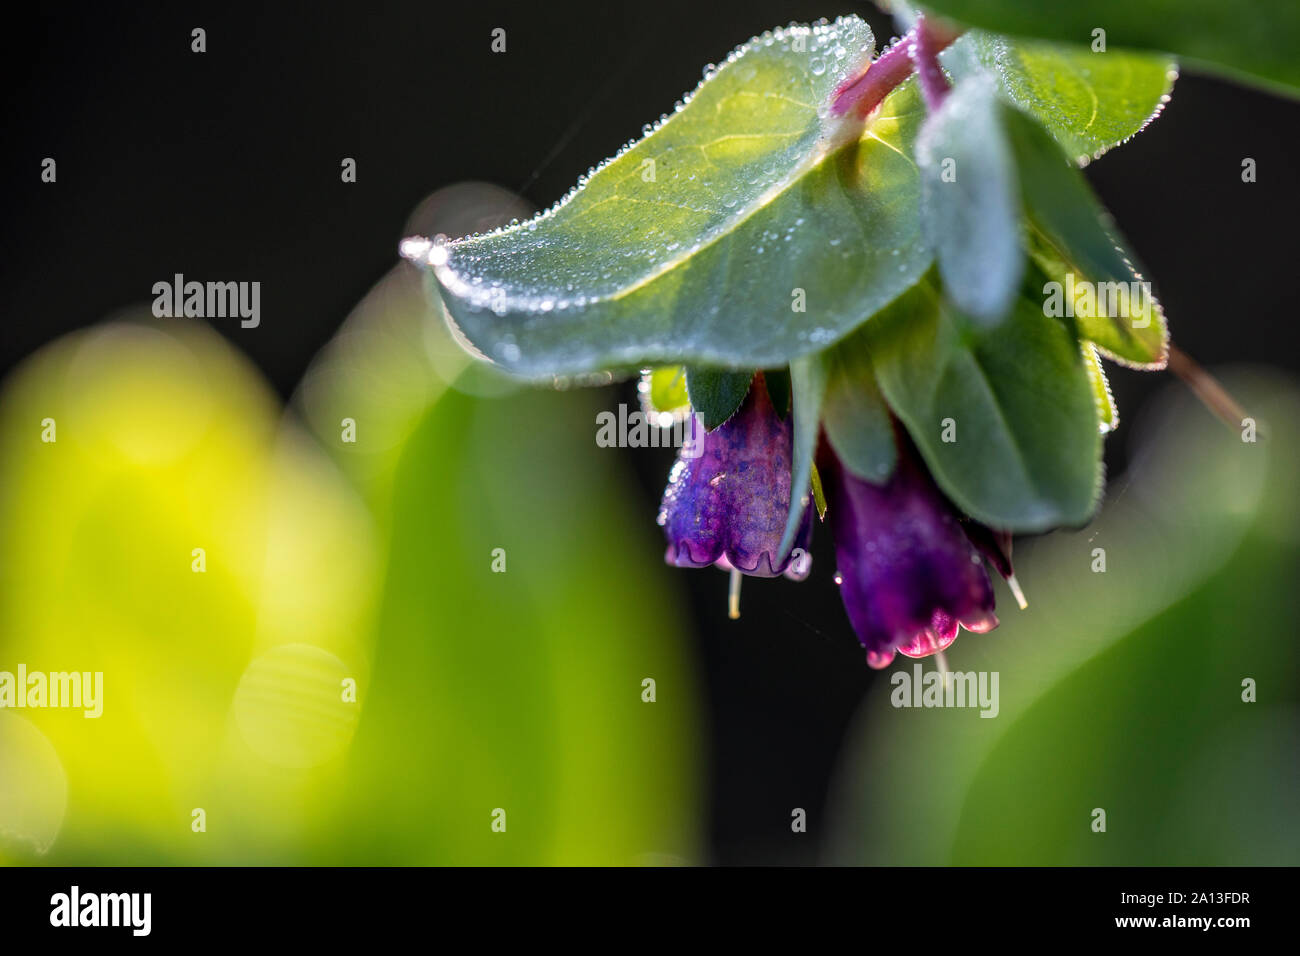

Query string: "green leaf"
[[1029, 236, 1167, 369], [944, 32, 1176, 164], [820, 328, 897, 483], [685, 367, 753, 430], [916, 73, 1023, 324], [780, 352, 829, 559], [416, 16, 934, 377], [866, 275, 1102, 530], [921, 0, 1297, 98], [640, 366, 689, 416], [1081, 342, 1118, 433], [1005, 106, 1168, 367]]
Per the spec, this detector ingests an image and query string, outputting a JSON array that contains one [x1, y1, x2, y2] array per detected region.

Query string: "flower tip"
[[664, 541, 713, 570], [961, 611, 999, 634], [897, 618, 959, 660], [866, 648, 894, 670]]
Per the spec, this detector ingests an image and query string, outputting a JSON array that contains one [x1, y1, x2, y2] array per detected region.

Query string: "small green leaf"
[[641, 366, 690, 416], [867, 275, 1102, 531], [922, 0, 1298, 98], [1006, 106, 1167, 367], [917, 73, 1023, 324], [685, 367, 753, 430], [945, 32, 1177, 163], [418, 16, 935, 377], [1028, 237, 1167, 369], [820, 328, 897, 483], [780, 352, 829, 559], [1081, 342, 1118, 433]]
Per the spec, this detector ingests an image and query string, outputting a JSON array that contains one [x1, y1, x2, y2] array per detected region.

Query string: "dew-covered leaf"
[[943, 32, 1176, 163], [917, 73, 1023, 324], [866, 274, 1102, 531], [685, 367, 753, 430], [412, 16, 934, 377], [1007, 107, 1167, 367], [921, 0, 1298, 97]]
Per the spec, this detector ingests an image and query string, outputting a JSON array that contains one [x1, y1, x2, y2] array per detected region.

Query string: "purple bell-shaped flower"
[[658, 372, 812, 581], [825, 440, 998, 669]]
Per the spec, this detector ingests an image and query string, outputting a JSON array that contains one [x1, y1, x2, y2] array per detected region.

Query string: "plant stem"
[[912, 15, 955, 111], [831, 31, 916, 118], [1166, 344, 1249, 431], [831, 20, 962, 119]]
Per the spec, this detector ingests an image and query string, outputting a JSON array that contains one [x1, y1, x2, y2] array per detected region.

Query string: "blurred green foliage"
[[0, 266, 702, 865]]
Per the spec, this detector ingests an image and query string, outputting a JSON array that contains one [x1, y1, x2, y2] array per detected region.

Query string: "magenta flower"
[[658, 373, 811, 580], [824, 442, 998, 669]]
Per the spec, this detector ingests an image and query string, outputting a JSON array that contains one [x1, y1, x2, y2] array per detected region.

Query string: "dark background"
[[5, 1, 1298, 864]]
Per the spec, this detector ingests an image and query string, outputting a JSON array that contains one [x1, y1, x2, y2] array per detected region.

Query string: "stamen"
[[1006, 573, 1029, 611], [935, 650, 952, 693], [728, 568, 743, 620]]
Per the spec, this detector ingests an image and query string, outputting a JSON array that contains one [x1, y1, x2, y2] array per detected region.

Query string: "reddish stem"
[[912, 14, 955, 111], [830, 20, 962, 119], [831, 30, 917, 118]]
